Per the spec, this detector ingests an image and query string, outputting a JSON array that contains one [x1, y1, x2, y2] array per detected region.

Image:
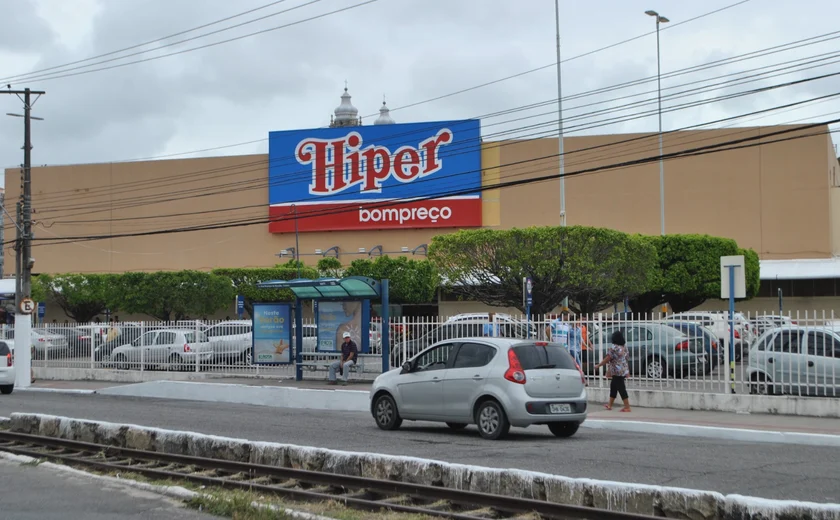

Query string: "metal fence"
[[8, 310, 839, 396]]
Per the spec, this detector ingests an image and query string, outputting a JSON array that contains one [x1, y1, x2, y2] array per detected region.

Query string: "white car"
[[1, 329, 68, 359], [0, 340, 15, 395], [446, 312, 536, 338], [110, 329, 212, 370], [370, 337, 587, 440], [205, 320, 253, 364]]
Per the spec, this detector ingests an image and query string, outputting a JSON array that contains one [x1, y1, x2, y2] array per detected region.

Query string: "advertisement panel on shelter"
[[317, 300, 367, 352], [267, 119, 483, 233], [252, 303, 292, 364]]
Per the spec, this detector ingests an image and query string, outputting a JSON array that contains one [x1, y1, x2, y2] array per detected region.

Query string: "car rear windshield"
[[0, 342, 9, 355], [512, 344, 578, 370]]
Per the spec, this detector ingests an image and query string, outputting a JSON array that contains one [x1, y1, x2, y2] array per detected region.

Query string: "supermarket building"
[[3, 88, 840, 318]]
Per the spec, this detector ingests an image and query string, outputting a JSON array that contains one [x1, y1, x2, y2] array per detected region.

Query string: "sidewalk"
[[21, 378, 840, 442]]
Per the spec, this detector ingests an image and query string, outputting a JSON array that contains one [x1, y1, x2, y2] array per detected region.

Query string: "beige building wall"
[[3, 125, 838, 320]]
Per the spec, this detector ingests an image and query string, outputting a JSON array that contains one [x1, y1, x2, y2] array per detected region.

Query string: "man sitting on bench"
[[328, 332, 358, 386]]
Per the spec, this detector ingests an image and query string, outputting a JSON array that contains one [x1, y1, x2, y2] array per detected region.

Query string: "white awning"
[[760, 258, 840, 280]]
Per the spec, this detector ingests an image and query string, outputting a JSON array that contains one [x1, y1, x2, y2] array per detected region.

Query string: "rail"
[[0, 431, 658, 520]]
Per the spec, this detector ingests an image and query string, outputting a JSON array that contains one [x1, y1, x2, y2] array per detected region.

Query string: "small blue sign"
[[236, 295, 245, 317], [37, 302, 45, 319], [524, 277, 533, 307]]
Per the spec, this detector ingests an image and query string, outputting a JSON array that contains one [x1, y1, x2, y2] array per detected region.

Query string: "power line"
[[30, 41, 840, 210], [0, 0, 295, 84], [25, 119, 840, 246], [31, 69, 840, 217], [3, 0, 755, 166], [11, 1, 378, 84]]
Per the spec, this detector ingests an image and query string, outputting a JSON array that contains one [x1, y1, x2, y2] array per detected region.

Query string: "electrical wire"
[[23, 119, 840, 247], [29, 28, 840, 209], [9, 1, 378, 84], [3, 0, 756, 166], [30, 68, 840, 218], [0, 0, 296, 84]]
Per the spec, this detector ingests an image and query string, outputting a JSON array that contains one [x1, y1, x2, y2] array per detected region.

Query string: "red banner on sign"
[[268, 198, 482, 233]]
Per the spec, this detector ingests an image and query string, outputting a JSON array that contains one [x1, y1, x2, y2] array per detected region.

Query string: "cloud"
[[0, 0, 838, 178]]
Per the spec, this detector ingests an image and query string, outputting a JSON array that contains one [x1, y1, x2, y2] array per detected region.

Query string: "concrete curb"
[[0, 450, 337, 520], [19, 387, 96, 395], [7, 413, 840, 520], [35, 367, 840, 417], [583, 420, 840, 448]]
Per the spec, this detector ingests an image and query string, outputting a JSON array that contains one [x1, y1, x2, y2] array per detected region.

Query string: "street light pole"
[[555, 0, 566, 228], [645, 10, 669, 236]]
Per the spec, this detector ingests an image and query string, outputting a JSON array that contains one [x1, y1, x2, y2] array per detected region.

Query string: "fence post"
[[195, 320, 200, 373]]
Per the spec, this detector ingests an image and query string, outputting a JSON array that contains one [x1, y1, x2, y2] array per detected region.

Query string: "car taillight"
[[535, 341, 548, 346], [183, 344, 191, 352], [503, 349, 526, 384], [38, 338, 46, 342], [575, 361, 585, 385], [734, 329, 741, 339], [712, 341, 718, 350], [5, 353, 11, 367], [675, 341, 690, 351], [79, 335, 90, 340]]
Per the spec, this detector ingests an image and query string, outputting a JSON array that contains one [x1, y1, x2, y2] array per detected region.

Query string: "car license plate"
[[549, 403, 572, 414]]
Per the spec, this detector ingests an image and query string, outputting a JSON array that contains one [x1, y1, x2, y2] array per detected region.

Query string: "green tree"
[[741, 248, 761, 300], [113, 271, 234, 321], [343, 256, 439, 304], [33, 273, 120, 322], [316, 257, 344, 278], [565, 231, 658, 314], [211, 266, 318, 317], [430, 226, 656, 315], [628, 235, 760, 313]]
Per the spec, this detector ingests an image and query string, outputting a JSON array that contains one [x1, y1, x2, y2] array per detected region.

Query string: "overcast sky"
[[1, 0, 839, 183]]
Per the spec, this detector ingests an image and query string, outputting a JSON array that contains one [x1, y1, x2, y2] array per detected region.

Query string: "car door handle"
[[472, 376, 483, 380], [767, 358, 774, 363], [432, 376, 441, 383], [807, 361, 814, 367]]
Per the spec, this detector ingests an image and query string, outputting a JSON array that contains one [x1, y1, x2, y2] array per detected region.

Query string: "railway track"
[[0, 431, 657, 520]]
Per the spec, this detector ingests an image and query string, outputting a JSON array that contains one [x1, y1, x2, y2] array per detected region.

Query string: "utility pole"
[[3, 86, 45, 389]]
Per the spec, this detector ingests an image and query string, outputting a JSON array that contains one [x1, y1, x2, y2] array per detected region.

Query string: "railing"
[[7, 310, 839, 396]]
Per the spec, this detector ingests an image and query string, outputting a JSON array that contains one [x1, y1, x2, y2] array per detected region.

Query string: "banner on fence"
[[252, 303, 292, 364]]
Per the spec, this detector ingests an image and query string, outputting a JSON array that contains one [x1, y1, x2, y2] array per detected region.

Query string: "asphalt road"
[[0, 457, 211, 519], [1, 392, 838, 504]]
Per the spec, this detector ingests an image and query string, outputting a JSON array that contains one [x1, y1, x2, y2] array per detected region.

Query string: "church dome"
[[333, 86, 359, 126], [373, 98, 396, 125]]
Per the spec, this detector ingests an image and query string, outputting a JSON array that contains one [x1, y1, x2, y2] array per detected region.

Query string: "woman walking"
[[595, 330, 631, 412]]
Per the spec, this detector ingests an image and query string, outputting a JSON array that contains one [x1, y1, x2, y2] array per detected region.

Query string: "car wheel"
[[645, 356, 666, 380], [169, 354, 183, 371], [0, 384, 13, 395], [373, 394, 402, 430], [548, 422, 579, 438], [114, 354, 129, 370], [476, 400, 510, 440], [446, 422, 468, 430]]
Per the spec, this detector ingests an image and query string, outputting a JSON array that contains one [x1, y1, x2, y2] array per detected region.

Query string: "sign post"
[[777, 288, 783, 314], [720, 255, 746, 394], [236, 295, 245, 318], [523, 277, 533, 338]]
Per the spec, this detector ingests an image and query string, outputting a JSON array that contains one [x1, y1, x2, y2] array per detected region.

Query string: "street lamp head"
[[659, 16, 670, 23], [645, 10, 658, 16]]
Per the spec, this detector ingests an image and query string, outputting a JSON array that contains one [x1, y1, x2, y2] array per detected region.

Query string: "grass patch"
[[20, 458, 44, 467], [186, 491, 292, 519]]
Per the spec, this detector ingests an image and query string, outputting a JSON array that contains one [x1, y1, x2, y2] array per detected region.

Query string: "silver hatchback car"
[[370, 338, 587, 440]]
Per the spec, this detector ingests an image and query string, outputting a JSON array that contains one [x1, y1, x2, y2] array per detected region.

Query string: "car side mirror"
[[401, 361, 412, 374]]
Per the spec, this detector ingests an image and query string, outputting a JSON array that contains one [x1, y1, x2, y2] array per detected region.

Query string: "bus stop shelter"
[[256, 276, 390, 381]]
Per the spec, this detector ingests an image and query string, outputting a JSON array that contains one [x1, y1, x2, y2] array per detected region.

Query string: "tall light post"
[[555, 0, 566, 228], [645, 9, 668, 236]]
